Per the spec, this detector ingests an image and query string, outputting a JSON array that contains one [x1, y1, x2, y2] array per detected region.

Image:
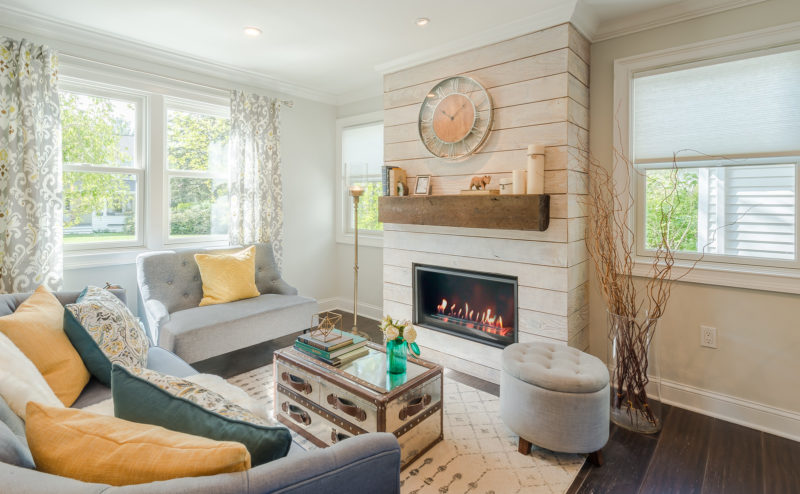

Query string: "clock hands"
[[452, 101, 469, 119]]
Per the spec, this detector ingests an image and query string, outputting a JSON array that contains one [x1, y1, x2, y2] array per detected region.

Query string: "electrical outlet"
[[700, 326, 717, 349]]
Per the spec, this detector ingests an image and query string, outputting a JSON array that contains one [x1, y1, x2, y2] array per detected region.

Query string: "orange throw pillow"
[[26, 402, 251, 486], [0, 286, 89, 406]]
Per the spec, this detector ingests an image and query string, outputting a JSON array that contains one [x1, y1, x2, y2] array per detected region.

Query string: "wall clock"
[[418, 76, 493, 160]]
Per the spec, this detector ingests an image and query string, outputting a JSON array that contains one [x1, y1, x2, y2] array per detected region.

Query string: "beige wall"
[[588, 0, 800, 417]]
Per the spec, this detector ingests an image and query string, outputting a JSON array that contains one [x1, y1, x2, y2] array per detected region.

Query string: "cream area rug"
[[229, 365, 585, 494]]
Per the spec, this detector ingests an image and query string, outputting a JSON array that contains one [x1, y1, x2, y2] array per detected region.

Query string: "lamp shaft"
[[352, 195, 359, 332]]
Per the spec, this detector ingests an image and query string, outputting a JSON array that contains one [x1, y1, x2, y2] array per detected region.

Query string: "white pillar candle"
[[527, 144, 545, 195], [512, 169, 527, 194]]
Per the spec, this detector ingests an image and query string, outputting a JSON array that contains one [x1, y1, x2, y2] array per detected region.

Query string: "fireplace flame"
[[435, 298, 511, 336]]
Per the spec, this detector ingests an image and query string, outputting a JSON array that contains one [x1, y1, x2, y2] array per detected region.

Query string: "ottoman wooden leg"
[[588, 449, 604, 467], [518, 437, 532, 455]]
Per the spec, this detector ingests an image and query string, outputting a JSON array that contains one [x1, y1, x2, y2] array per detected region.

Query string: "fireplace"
[[413, 264, 518, 348]]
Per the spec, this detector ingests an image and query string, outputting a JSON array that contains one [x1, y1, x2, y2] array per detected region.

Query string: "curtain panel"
[[228, 90, 285, 267], [0, 38, 63, 293]]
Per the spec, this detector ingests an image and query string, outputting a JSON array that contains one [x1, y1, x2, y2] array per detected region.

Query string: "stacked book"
[[382, 166, 407, 196], [294, 329, 368, 367]]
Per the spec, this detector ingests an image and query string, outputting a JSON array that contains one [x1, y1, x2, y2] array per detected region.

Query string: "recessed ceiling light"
[[415, 18, 430, 27], [243, 26, 262, 37]]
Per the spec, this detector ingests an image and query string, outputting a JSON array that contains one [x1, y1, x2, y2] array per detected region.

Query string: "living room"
[[1, 0, 799, 492]]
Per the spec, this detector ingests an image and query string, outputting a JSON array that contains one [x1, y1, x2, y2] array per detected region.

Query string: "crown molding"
[[374, 1, 578, 75], [577, 0, 769, 43], [0, 4, 339, 104], [335, 82, 384, 106]]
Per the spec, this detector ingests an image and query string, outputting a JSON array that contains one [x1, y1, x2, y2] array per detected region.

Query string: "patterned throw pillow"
[[64, 286, 149, 386], [112, 365, 291, 466]]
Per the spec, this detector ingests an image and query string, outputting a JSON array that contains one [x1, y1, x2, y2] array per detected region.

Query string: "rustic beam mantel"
[[378, 195, 549, 231]]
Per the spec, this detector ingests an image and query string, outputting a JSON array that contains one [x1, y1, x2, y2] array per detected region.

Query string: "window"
[[165, 101, 230, 242], [59, 66, 231, 264], [616, 27, 800, 292], [633, 48, 799, 265], [60, 86, 144, 249], [336, 112, 384, 244]]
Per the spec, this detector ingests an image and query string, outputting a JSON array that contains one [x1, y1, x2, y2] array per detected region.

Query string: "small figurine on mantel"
[[469, 175, 491, 190]]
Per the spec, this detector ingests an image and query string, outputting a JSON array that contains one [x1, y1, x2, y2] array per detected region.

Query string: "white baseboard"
[[648, 377, 800, 442], [316, 297, 383, 322]]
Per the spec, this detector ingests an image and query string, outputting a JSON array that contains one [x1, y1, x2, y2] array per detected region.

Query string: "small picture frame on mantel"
[[414, 175, 431, 195]]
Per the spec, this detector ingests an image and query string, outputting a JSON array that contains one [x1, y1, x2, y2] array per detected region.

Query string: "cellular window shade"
[[343, 123, 383, 179], [633, 49, 800, 162]]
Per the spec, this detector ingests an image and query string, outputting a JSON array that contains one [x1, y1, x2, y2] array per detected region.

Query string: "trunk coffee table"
[[274, 342, 443, 469]]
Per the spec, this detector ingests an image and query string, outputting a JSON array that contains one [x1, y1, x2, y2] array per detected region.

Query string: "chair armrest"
[[270, 277, 298, 296], [143, 299, 170, 347], [246, 433, 401, 494]]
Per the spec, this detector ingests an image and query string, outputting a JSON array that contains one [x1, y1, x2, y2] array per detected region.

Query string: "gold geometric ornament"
[[309, 311, 343, 342]]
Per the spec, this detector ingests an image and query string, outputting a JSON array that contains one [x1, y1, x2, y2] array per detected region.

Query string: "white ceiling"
[[0, 0, 760, 103]]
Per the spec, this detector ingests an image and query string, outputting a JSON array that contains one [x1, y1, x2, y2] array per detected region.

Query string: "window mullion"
[[148, 93, 166, 250]]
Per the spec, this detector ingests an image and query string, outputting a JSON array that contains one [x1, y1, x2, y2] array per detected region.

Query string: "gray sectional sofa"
[[137, 243, 318, 363], [0, 290, 402, 493]]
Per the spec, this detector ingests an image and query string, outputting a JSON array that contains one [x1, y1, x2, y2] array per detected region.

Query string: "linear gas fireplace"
[[413, 264, 518, 349]]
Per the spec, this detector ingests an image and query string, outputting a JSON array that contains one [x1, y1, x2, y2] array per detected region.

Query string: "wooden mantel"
[[378, 194, 549, 231]]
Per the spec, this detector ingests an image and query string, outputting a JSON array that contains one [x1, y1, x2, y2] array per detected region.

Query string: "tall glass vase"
[[607, 311, 661, 433], [386, 337, 408, 374]]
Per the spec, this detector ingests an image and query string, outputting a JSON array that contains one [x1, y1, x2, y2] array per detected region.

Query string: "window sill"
[[631, 259, 800, 295], [64, 247, 148, 270], [336, 232, 384, 248], [64, 239, 232, 270]]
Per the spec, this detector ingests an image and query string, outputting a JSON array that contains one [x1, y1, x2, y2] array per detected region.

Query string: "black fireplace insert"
[[413, 264, 518, 348]]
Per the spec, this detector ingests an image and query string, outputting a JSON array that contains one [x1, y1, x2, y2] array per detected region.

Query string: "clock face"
[[418, 76, 492, 160]]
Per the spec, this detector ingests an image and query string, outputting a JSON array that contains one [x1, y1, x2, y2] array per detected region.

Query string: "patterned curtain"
[[228, 90, 284, 267], [0, 38, 63, 293]]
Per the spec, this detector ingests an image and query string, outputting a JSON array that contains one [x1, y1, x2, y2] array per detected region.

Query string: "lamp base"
[[350, 325, 371, 341]]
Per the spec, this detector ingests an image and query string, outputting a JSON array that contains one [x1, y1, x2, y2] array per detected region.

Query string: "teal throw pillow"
[[63, 286, 149, 386], [111, 365, 291, 466]]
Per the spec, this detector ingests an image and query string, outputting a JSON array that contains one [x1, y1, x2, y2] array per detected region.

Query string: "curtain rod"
[[58, 53, 294, 107]]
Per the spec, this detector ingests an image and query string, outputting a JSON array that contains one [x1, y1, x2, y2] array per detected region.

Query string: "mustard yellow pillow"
[[195, 246, 260, 307], [26, 402, 251, 486], [0, 286, 89, 406]]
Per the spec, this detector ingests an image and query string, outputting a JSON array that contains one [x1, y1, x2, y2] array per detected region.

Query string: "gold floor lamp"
[[349, 184, 370, 340]]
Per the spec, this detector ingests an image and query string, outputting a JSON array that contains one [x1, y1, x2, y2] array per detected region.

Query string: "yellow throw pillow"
[[26, 402, 251, 486], [0, 286, 90, 406], [195, 246, 260, 307]]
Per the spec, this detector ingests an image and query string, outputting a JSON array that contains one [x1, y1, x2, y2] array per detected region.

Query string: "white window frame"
[[59, 58, 231, 269], [163, 97, 231, 245], [60, 78, 147, 252], [613, 22, 800, 294], [335, 111, 384, 247]]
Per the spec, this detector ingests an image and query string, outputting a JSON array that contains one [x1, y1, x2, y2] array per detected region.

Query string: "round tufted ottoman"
[[500, 342, 609, 464]]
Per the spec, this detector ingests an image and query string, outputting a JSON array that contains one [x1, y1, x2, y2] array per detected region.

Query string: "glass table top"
[[334, 347, 429, 393]]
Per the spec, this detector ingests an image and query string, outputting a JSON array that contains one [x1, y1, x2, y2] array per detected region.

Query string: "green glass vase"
[[386, 337, 407, 374]]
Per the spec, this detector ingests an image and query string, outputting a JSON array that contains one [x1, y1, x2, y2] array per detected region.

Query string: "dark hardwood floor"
[[194, 311, 800, 493], [192, 309, 385, 378]]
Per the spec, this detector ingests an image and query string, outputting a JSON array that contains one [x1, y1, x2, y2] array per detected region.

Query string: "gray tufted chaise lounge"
[[137, 243, 318, 363], [500, 342, 610, 466]]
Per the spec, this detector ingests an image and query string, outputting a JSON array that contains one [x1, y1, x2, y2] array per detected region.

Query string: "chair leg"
[[518, 437, 532, 455], [587, 449, 604, 467]]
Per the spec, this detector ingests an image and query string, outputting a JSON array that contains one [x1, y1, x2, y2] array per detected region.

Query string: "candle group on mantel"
[[526, 144, 545, 195], [511, 145, 545, 195]]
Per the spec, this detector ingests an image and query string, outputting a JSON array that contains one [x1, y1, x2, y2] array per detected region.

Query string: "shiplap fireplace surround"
[[381, 23, 590, 384]]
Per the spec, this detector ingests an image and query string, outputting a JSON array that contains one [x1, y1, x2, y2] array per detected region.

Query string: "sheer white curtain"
[[0, 38, 63, 292], [228, 90, 285, 267]]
